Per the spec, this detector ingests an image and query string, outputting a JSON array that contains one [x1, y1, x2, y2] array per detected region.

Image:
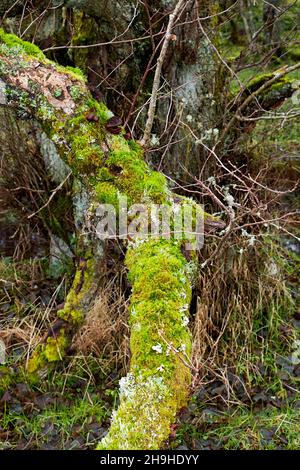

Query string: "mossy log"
[[233, 69, 300, 124], [0, 30, 216, 449]]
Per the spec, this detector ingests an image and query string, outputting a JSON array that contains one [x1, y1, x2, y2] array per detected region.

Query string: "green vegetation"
[[176, 405, 300, 450], [0, 377, 110, 449], [0, 28, 45, 60], [0, 0, 299, 452]]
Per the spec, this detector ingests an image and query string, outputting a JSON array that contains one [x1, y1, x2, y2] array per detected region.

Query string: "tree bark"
[[263, 0, 282, 46]]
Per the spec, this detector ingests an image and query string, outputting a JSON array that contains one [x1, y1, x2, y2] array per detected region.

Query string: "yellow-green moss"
[[247, 72, 291, 95], [26, 332, 68, 374], [57, 258, 95, 324], [26, 257, 96, 373], [0, 28, 88, 85], [0, 28, 45, 60], [247, 73, 274, 92], [0, 366, 15, 395], [56, 64, 86, 82], [97, 239, 193, 450], [126, 240, 192, 378], [95, 182, 120, 205], [102, 136, 168, 205]]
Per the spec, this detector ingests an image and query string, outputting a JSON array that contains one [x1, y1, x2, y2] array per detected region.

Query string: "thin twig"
[[141, 0, 187, 148], [27, 172, 71, 219]]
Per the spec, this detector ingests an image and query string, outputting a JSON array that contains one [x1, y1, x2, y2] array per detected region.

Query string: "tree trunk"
[[263, 0, 282, 49]]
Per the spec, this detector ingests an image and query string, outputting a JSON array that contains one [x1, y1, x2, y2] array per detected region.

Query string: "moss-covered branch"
[[222, 63, 300, 140], [98, 240, 193, 449], [0, 30, 218, 449]]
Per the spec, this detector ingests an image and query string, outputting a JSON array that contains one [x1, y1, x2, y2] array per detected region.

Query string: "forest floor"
[[0, 236, 299, 451]]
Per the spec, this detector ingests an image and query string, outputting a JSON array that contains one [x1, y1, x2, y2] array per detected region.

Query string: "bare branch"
[[141, 0, 187, 149]]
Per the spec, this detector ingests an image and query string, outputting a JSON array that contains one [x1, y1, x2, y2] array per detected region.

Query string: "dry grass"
[[72, 282, 130, 374], [0, 257, 130, 377], [191, 236, 295, 397]]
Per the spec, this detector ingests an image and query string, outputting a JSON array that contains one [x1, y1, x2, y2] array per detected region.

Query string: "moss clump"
[[26, 257, 96, 373], [59, 100, 112, 175], [85, 98, 112, 125], [247, 73, 274, 92], [95, 182, 120, 206], [27, 332, 68, 374], [98, 239, 193, 450], [0, 30, 86, 89], [56, 64, 86, 82], [57, 258, 96, 325], [246, 72, 291, 96], [0, 28, 45, 60], [103, 136, 168, 205]]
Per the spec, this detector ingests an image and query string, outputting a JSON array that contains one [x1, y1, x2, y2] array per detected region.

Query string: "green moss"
[[288, 46, 300, 60], [269, 78, 290, 91], [59, 99, 113, 174], [0, 28, 45, 60], [126, 239, 192, 377], [25, 256, 96, 373], [0, 29, 87, 92], [26, 331, 68, 374], [98, 239, 193, 450], [56, 64, 86, 82], [247, 73, 274, 92], [96, 167, 115, 182], [105, 136, 167, 205], [0, 365, 30, 396], [44, 334, 68, 362], [246, 72, 291, 96], [95, 182, 120, 206], [85, 98, 112, 124], [57, 258, 95, 325], [69, 10, 96, 72], [69, 85, 85, 101], [0, 366, 14, 395]]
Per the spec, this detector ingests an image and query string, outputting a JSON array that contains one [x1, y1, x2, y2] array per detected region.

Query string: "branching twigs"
[[27, 172, 72, 219], [219, 61, 300, 143], [124, 35, 164, 128], [141, 0, 187, 148]]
